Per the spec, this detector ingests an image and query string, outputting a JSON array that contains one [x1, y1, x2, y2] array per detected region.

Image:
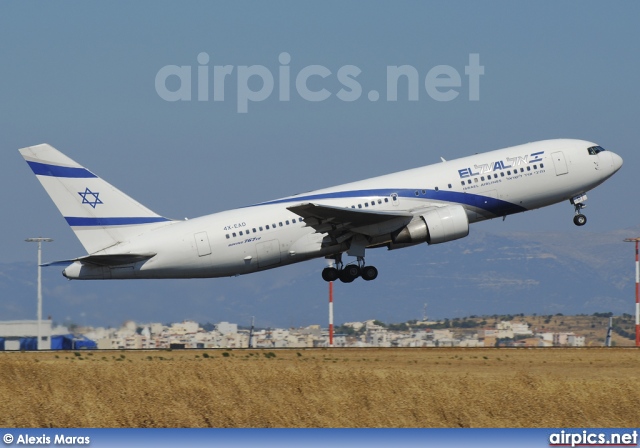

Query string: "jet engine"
[[391, 204, 469, 245]]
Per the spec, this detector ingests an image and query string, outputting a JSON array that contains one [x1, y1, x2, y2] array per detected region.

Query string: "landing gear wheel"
[[361, 265, 378, 281], [573, 214, 587, 226], [339, 265, 360, 283], [322, 267, 339, 282]]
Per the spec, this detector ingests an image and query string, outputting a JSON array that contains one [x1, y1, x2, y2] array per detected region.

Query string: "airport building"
[[0, 320, 52, 350]]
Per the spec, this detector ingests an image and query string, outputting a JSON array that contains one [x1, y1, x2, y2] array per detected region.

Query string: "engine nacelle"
[[391, 204, 469, 245]]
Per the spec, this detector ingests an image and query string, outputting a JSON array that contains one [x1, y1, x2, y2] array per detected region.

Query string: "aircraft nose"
[[610, 152, 623, 172]]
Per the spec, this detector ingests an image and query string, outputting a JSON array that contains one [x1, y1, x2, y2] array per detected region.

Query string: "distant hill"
[[1, 224, 639, 328]]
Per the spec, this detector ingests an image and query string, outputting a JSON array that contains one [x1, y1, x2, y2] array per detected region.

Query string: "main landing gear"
[[570, 194, 588, 227], [322, 254, 378, 283]]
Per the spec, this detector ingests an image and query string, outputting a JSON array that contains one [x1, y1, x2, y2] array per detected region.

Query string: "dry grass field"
[[0, 347, 638, 428]]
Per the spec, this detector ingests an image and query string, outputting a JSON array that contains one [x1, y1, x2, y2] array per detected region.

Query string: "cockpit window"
[[588, 145, 606, 155]]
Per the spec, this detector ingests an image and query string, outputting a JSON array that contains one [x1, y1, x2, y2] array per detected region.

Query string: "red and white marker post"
[[624, 238, 640, 347]]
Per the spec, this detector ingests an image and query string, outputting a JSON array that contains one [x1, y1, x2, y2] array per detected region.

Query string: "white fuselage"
[[62, 139, 622, 279]]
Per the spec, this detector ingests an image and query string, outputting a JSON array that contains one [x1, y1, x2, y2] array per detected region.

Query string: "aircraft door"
[[256, 239, 281, 268], [551, 151, 568, 176], [194, 232, 212, 257], [391, 193, 399, 206]]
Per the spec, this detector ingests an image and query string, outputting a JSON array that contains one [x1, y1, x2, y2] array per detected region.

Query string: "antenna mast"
[[248, 316, 255, 349]]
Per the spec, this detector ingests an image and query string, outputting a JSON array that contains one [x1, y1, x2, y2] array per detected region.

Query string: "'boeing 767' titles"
[[19, 139, 622, 283]]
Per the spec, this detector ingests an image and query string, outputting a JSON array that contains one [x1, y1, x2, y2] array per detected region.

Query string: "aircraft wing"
[[287, 203, 414, 239], [42, 253, 156, 267]]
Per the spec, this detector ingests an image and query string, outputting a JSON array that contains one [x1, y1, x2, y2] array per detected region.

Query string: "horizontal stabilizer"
[[42, 253, 156, 267]]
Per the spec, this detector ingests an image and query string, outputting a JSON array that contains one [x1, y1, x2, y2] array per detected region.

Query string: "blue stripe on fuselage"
[[27, 161, 97, 178], [252, 188, 526, 216], [65, 217, 171, 226]]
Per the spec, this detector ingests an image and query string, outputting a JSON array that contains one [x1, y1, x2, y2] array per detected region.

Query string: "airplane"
[[19, 139, 622, 283]]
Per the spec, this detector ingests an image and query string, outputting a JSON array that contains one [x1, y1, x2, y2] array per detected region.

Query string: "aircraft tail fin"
[[19, 143, 173, 254]]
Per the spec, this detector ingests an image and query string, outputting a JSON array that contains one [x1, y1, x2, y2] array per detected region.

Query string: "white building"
[[366, 327, 390, 347], [511, 321, 533, 336], [432, 329, 453, 340], [216, 322, 237, 335], [0, 320, 52, 350], [342, 321, 364, 332], [171, 321, 199, 335], [567, 334, 585, 347], [495, 321, 515, 339]]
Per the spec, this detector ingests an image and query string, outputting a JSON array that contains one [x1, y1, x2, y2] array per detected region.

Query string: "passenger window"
[[365, 203, 369, 207], [358, 204, 362, 208], [474, 178, 478, 183], [520, 168, 524, 173], [292, 219, 296, 223], [533, 165, 537, 169], [232, 232, 237, 237], [448, 184, 452, 188], [500, 172, 504, 177], [481, 177, 485, 181], [266, 225, 270, 230], [279, 222, 283, 227], [421, 190, 426, 195], [507, 171, 511, 175], [239, 231, 243, 236], [540, 163, 544, 168], [384, 198, 389, 203], [272, 223, 276, 228], [259, 226, 263, 231], [527, 166, 531, 171], [286, 220, 289, 225], [371, 201, 375, 206], [226, 234, 230, 239], [377, 199, 382, 204], [435, 186, 439, 191], [461, 181, 465, 186], [467, 180, 471, 184], [415, 191, 419, 196]]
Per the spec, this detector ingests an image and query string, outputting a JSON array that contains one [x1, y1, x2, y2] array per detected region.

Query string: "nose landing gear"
[[571, 194, 587, 226]]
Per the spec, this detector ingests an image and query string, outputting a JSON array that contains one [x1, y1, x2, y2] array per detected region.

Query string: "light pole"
[[25, 237, 53, 350], [623, 237, 640, 347]]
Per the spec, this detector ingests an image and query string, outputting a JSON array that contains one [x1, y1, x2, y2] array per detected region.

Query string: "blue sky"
[[2, 2, 639, 326]]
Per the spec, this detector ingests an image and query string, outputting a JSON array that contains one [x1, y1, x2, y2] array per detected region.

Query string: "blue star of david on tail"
[[78, 188, 103, 208]]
